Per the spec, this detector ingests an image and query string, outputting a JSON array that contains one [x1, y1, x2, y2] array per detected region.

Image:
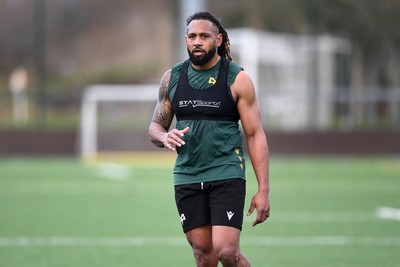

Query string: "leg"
[[212, 226, 251, 267], [175, 183, 217, 266], [208, 179, 249, 266], [185, 225, 219, 267]]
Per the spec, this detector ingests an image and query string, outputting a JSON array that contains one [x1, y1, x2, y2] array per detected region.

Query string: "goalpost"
[[79, 84, 159, 163]]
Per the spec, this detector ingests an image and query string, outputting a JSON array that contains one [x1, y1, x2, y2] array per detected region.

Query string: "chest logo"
[[208, 77, 216, 85], [179, 100, 220, 108]]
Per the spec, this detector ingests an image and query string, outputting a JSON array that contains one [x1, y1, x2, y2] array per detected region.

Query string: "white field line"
[[93, 162, 132, 181], [376, 206, 400, 221], [261, 211, 374, 223], [247, 208, 400, 223], [0, 236, 399, 247]]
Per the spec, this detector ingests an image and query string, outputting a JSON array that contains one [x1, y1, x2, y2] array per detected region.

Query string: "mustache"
[[192, 47, 205, 53]]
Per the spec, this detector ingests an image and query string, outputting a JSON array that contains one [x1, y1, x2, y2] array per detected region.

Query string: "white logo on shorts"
[[180, 214, 186, 225], [226, 211, 235, 221]]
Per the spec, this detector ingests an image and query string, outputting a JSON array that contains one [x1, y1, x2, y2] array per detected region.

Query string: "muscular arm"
[[149, 70, 174, 147], [232, 71, 270, 226], [149, 70, 189, 151]]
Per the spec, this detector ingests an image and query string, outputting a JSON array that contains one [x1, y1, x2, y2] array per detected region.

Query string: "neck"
[[191, 55, 221, 71]]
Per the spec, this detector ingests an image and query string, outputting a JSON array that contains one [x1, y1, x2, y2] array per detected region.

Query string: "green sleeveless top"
[[168, 58, 246, 185]]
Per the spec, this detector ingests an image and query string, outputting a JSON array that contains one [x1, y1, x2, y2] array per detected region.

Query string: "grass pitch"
[[0, 154, 399, 266]]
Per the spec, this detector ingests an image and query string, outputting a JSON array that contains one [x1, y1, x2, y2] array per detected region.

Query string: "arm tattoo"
[[154, 70, 173, 129]]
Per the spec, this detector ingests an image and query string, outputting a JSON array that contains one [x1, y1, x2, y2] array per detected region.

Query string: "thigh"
[[175, 183, 210, 233], [185, 224, 214, 250], [212, 225, 241, 251]]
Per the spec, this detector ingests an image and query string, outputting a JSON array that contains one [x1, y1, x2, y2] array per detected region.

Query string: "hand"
[[246, 191, 270, 227], [162, 127, 189, 151]]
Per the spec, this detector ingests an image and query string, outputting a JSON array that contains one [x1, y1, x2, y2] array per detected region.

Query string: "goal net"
[[79, 84, 161, 163]]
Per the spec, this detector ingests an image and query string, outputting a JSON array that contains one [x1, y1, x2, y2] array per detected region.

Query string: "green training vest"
[[168, 58, 246, 185]]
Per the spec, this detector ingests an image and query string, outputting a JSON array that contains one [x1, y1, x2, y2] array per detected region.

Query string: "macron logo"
[[226, 211, 235, 221], [180, 214, 186, 225]]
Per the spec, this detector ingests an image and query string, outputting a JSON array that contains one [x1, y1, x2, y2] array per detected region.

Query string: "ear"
[[216, 33, 223, 47]]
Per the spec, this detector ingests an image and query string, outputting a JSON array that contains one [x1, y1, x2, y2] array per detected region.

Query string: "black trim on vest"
[[172, 58, 240, 122]]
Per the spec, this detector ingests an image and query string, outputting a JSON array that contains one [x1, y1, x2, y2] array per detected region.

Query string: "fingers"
[[246, 201, 264, 226], [164, 127, 189, 151], [252, 208, 270, 227], [246, 201, 255, 217], [181, 126, 190, 134], [247, 197, 270, 227]]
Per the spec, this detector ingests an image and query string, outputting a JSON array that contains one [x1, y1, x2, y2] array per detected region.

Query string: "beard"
[[187, 46, 217, 66]]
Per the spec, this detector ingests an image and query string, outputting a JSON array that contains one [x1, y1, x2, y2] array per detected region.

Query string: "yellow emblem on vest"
[[208, 77, 216, 85]]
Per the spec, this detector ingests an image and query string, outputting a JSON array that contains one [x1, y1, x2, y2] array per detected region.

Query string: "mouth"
[[192, 48, 205, 56]]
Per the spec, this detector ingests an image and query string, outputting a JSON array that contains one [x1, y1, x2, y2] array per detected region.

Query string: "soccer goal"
[[79, 84, 159, 163]]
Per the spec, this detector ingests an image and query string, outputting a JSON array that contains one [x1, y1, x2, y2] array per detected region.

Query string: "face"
[[185, 20, 222, 67]]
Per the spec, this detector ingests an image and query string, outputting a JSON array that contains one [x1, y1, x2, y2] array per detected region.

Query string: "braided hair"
[[186, 11, 233, 61]]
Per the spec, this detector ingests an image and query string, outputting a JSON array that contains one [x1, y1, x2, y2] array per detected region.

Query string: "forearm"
[[247, 130, 270, 194], [149, 121, 168, 148]]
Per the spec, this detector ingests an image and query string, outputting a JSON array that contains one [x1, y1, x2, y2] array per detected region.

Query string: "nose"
[[193, 36, 203, 46], [193, 37, 202, 46]]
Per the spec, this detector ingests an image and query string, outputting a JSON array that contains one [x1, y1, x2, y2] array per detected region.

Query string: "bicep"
[[234, 72, 263, 137], [151, 70, 174, 130]]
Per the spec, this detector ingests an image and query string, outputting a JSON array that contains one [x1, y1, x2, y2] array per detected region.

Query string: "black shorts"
[[174, 178, 246, 233]]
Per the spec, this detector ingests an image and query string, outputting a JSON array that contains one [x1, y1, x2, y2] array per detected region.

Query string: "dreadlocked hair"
[[186, 11, 233, 61]]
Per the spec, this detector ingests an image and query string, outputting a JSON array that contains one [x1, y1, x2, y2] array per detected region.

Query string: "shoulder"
[[231, 70, 256, 100], [166, 61, 186, 98], [169, 61, 186, 87], [228, 60, 244, 73], [162, 61, 185, 85], [158, 69, 172, 100], [227, 60, 244, 86], [232, 71, 254, 89], [171, 61, 185, 75], [160, 68, 172, 87]]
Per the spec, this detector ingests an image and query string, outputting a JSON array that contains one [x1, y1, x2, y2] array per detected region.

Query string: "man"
[[149, 11, 270, 267]]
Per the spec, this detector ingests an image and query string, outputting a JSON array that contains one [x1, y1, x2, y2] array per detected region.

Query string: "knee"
[[192, 244, 218, 265], [192, 244, 212, 258], [215, 245, 240, 265]]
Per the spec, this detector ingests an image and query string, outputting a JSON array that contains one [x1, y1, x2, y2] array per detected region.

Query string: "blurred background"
[[0, 0, 399, 156]]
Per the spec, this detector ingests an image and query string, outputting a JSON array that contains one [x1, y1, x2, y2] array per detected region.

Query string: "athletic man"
[[149, 11, 270, 267]]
